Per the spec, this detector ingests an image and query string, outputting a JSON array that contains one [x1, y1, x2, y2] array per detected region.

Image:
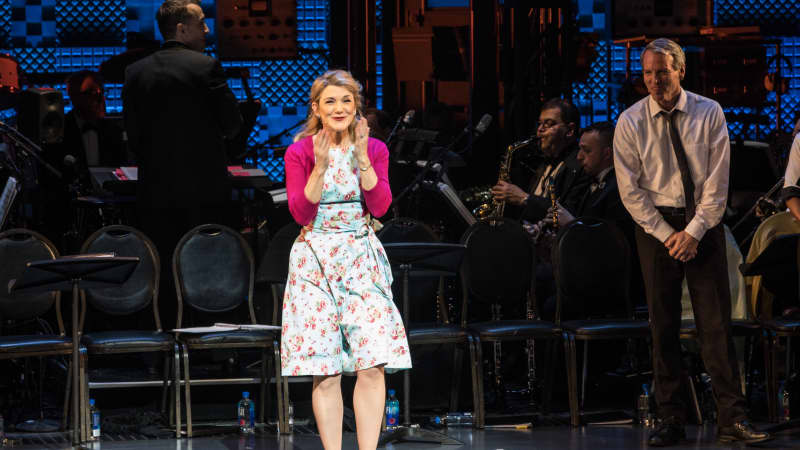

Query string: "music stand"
[[379, 243, 466, 447], [739, 233, 799, 303], [9, 254, 139, 445]]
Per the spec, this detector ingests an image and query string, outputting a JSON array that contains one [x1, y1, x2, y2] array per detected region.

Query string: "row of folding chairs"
[[0, 224, 286, 440]]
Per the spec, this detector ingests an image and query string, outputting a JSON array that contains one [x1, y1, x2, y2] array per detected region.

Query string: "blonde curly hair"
[[294, 69, 364, 143]]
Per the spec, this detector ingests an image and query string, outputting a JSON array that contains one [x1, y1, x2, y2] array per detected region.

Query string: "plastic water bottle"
[[385, 389, 400, 430], [238, 391, 255, 433], [89, 398, 101, 440], [637, 384, 651, 426], [780, 381, 791, 422], [444, 412, 473, 427]]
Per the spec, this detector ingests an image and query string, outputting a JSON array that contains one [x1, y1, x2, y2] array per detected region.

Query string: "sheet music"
[[0, 176, 18, 231]]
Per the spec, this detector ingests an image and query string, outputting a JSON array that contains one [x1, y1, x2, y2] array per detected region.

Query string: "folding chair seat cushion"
[[409, 323, 471, 343], [0, 335, 72, 354], [82, 330, 173, 352], [680, 319, 760, 338], [178, 330, 276, 346], [469, 319, 560, 339], [560, 319, 650, 337], [762, 318, 800, 334]]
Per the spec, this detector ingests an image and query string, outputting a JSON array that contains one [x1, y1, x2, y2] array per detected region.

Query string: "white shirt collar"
[[648, 88, 687, 118]]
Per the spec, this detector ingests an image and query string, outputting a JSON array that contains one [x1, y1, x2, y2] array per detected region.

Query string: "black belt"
[[656, 206, 686, 216]]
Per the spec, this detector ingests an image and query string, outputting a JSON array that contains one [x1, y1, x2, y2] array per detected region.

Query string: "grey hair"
[[641, 38, 686, 72]]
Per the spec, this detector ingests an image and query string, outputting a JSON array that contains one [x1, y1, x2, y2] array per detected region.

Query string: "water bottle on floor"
[[444, 412, 473, 427], [385, 389, 399, 431], [89, 398, 101, 440], [637, 384, 651, 427], [780, 381, 791, 422], [238, 391, 255, 433]]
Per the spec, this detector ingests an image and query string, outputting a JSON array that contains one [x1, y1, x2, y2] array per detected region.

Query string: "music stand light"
[[379, 242, 466, 447], [9, 254, 139, 445]]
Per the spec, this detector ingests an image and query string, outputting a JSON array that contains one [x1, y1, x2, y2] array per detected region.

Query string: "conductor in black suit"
[[123, 0, 243, 326]]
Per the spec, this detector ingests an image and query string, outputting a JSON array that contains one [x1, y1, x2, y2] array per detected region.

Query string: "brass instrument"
[[472, 135, 537, 219]]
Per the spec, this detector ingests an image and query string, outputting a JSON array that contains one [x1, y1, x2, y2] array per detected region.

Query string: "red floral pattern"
[[281, 145, 412, 376]]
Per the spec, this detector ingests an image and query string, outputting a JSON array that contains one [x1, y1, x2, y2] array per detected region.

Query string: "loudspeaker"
[[216, 0, 297, 60], [16, 88, 64, 144]]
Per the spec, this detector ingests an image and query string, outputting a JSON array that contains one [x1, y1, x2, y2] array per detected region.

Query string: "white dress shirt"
[[783, 134, 800, 190], [613, 89, 730, 243]]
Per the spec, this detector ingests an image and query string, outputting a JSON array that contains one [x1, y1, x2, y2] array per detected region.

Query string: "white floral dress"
[[280, 145, 412, 376]]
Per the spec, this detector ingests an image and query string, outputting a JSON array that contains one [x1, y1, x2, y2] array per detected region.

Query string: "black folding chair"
[[172, 224, 285, 436], [555, 218, 650, 426], [77, 225, 178, 436]]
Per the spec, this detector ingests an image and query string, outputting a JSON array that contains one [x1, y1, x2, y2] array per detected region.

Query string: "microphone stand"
[[385, 114, 406, 148], [731, 177, 785, 246], [0, 122, 62, 179], [390, 132, 466, 219]]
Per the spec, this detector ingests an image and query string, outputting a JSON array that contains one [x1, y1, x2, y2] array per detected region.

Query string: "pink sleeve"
[[362, 138, 392, 217], [284, 140, 319, 226]]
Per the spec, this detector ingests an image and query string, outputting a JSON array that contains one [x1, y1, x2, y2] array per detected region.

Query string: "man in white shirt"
[[614, 38, 769, 446]]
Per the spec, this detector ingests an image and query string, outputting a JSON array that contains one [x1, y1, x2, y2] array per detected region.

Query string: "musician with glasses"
[[490, 98, 588, 222], [614, 37, 769, 446]]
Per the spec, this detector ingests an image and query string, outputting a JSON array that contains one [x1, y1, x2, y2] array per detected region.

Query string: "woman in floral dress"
[[281, 69, 411, 450]]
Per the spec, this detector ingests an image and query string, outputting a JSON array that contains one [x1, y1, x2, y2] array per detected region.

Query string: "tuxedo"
[[520, 143, 591, 223], [123, 40, 243, 327]]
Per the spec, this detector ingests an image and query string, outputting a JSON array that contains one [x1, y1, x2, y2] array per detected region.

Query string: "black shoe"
[[648, 417, 685, 447], [718, 420, 771, 444]]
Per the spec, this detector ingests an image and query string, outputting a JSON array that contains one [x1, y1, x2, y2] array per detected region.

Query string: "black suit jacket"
[[520, 143, 590, 223], [123, 41, 243, 209]]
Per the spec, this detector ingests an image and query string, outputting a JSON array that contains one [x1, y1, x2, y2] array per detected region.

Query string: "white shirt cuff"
[[652, 220, 676, 243], [684, 218, 707, 242]]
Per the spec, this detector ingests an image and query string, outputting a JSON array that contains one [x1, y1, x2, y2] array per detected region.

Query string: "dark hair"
[[66, 70, 103, 99], [541, 98, 580, 129], [156, 0, 200, 41], [581, 121, 614, 148]]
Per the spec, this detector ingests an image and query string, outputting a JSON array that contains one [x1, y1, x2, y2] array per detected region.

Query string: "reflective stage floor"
[[11, 423, 797, 450]]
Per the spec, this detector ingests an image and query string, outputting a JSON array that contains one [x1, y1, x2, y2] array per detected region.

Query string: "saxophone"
[[477, 135, 538, 219]]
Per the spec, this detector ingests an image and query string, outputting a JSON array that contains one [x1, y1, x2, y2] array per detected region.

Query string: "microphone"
[[401, 109, 415, 126], [473, 113, 493, 137], [386, 109, 416, 146], [63, 154, 77, 167]]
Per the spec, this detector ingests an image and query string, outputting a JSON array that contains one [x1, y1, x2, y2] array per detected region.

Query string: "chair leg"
[[563, 332, 580, 427], [182, 344, 192, 437], [274, 344, 288, 434], [62, 358, 72, 432], [580, 341, 589, 410], [473, 335, 486, 429], [542, 339, 556, 413], [161, 351, 171, 415], [767, 333, 778, 423], [467, 335, 481, 429], [260, 346, 267, 425], [80, 348, 90, 442], [449, 344, 464, 413], [173, 343, 182, 438]]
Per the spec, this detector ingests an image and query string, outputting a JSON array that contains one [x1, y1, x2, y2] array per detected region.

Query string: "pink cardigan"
[[284, 135, 392, 226]]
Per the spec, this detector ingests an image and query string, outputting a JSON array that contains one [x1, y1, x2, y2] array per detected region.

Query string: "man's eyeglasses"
[[536, 120, 563, 130]]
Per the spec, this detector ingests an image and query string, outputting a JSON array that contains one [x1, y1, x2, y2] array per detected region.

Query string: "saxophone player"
[[490, 98, 588, 222]]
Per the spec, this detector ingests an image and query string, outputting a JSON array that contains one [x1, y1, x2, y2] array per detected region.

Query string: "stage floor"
[[11, 423, 794, 449]]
